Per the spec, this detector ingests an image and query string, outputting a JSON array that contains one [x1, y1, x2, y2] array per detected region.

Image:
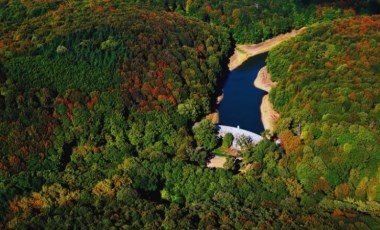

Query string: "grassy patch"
[[212, 148, 227, 157]]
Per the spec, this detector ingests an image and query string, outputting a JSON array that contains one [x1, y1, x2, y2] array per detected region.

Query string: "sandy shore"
[[206, 111, 220, 124], [254, 66, 280, 133], [254, 66, 276, 92], [228, 27, 306, 70], [205, 91, 223, 124], [260, 95, 280, 133], [207, 156, 227, 168], [216, 93, 224, 104]]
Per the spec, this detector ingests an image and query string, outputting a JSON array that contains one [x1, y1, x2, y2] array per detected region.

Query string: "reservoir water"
[[218, 53, 267, 134]]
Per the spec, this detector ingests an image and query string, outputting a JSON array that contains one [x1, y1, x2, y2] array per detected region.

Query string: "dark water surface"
[[218, 53, 267, 134]]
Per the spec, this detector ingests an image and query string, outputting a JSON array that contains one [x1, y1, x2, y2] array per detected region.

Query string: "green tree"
[[192, 119, 218, 151], [177, 99, 201, 121], [223, 157, 236, 171], [222, 133, 234, 148]]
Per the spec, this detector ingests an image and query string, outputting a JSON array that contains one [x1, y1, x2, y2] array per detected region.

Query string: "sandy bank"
[[228, 27, 306, 70], [260, 95, 279, 133], [206, 111, 220, 124], [254, 66, 276, 92], [207, 156, 227, 168], [205, 91, 223, 124], [254, 66, 280, 133], [217, 93, 224, 104]]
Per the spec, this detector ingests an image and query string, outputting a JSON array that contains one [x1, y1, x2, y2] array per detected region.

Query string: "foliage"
[[192, 119, 218, 151], [267, 16, 380, 202], [120, 0, 379, 43], [222, 132, 234, 148], [0, 3, 230, 226], [0, 1, 379, 228]]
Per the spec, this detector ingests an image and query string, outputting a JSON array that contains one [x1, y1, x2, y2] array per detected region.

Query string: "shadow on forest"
[[60, 140, 77, 171]]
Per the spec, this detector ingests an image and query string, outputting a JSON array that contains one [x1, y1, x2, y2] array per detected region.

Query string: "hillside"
[[267, 15, 380, 203], [119, 0, 379, 43], [2, 1, 379, 44], [0, 4, 232, 228]]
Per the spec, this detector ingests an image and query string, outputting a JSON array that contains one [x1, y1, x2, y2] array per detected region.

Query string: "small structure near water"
[[217, 125, 263, 150], [207, 125, 263, 168]]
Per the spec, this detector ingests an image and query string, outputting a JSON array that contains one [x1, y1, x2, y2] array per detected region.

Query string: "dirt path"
[[228, 27, 306, 70], [207, 156, 227, 168]]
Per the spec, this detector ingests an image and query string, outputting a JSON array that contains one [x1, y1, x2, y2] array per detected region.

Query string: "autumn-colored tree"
[[334, 183, 351, 199], [284, 178, 304, 198], [279, 130, 303, 154], [313, 177, 332, 194]]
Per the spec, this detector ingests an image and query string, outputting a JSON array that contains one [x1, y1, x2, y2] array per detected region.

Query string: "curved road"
[[217, 125, 263, 149]]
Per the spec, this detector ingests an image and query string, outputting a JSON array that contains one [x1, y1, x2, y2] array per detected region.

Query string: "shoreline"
[[206, 92, 224, 124], [218, 28, 306, 133], [260, 95, 280, 133], [206, 111, 220, 124], [254, 66, 280, 133], [216, 92, 224, 104], [228, 27, 306, 71], [254, 66, 276, 93]]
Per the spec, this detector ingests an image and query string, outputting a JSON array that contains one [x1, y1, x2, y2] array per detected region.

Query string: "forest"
[[267, 15, 380, 204], [0, 0, 379, 229]]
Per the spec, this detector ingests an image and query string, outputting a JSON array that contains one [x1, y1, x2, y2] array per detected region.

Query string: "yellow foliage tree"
[[284, 178, 304, 198], [367, 179, 380, 202], [29, 192, 47, 209], [92, 179, 115, 197], [112, 174, 132, 190], [355, 177, 369, 200]]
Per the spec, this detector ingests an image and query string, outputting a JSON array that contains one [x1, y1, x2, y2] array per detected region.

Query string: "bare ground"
[[260, 95, 280, 133], [254, 66, 276, 92], [206, 111, 220, 124], [207, 156, 227, 168], [228, 27, 306, 70], [254, 67, 280, 133]]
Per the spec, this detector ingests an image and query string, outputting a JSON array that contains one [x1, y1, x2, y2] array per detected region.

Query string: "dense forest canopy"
[[267, 15, 380, 201], [0, 0, 379, 229], [1, 0, 379, 44]]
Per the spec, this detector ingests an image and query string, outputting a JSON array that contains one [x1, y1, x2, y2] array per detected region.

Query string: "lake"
[[218, 53, 267, 134]]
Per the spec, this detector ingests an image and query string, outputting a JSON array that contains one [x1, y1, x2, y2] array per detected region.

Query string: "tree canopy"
[[0, 1, 379, 229]]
